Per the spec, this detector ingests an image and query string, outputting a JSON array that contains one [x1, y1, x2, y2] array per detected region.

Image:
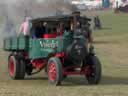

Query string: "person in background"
[[19, 16, 32, 36], [114, 1, 120, 13], [94, 16, 102, 30]]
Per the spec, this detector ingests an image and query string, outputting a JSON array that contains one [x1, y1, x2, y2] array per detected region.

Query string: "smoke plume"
[[0, 0, 75, 46]]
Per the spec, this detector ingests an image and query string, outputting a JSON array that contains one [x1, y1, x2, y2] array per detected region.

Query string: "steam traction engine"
[[3, 15, 101, 85]]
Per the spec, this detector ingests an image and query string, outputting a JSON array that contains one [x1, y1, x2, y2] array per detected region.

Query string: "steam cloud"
[[0, 0, 76, 46]]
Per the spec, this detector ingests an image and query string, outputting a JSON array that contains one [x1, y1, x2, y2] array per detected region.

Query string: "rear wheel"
[[86, 55, 101, 84], [47, 57, 63, 86], [8, 55, 25, 79]]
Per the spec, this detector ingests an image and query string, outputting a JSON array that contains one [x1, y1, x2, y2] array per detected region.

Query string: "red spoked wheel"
[[48, 57, 63, 86], [9, 56, 15, 77], [49, 63, 57, 81]]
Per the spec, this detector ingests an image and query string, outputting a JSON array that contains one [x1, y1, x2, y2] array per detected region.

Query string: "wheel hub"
[[9, 57, 14, 77], [49, 63, 57, 81]]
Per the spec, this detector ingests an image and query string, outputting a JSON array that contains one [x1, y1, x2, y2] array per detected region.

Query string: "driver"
[[72, 11, 93, 45]]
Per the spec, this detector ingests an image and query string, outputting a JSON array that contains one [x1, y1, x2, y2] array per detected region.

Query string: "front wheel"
[[47, 57, 63, 86], [86, 55, 102, 84]]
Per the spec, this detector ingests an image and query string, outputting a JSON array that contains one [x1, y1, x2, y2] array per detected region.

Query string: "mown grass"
[[0, 11, 128, 96], [93, 11, 128, 84]]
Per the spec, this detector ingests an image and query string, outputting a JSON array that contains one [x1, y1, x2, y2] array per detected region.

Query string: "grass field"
[[0, 10, 128, 96]]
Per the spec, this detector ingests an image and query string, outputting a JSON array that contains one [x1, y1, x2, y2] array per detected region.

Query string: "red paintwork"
[[48, 62, 57, 81], [31, 59, 47, 70], [55, 52, 65, 63], [55, 52, 65, 57], [42, 29, 63, 39], [43, 33, 57, 38], [9, 57, 14, 77]]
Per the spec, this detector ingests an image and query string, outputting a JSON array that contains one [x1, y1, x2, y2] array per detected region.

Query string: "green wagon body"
[[4, 36, 29, 51], [3, 32, 73, 59], [4, 37, 29, 51]]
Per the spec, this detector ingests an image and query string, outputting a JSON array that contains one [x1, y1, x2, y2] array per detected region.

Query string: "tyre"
[[8, 55, 25, 79], [44, 66, 48, 74], [19, 58, 26, 78], [26, 63, 33, 75], [86, 55, 101, 84], [47, 57, 63, 86]]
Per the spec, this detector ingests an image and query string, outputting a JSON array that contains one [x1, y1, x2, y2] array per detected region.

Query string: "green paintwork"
[[3, 36, 29, 51], [29, 38, 61, 59], [29, 31, 73, 59], [3, 31, 73, 59]]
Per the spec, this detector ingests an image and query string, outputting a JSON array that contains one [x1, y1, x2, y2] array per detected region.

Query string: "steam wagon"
[[3, 15, 101, 85]]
